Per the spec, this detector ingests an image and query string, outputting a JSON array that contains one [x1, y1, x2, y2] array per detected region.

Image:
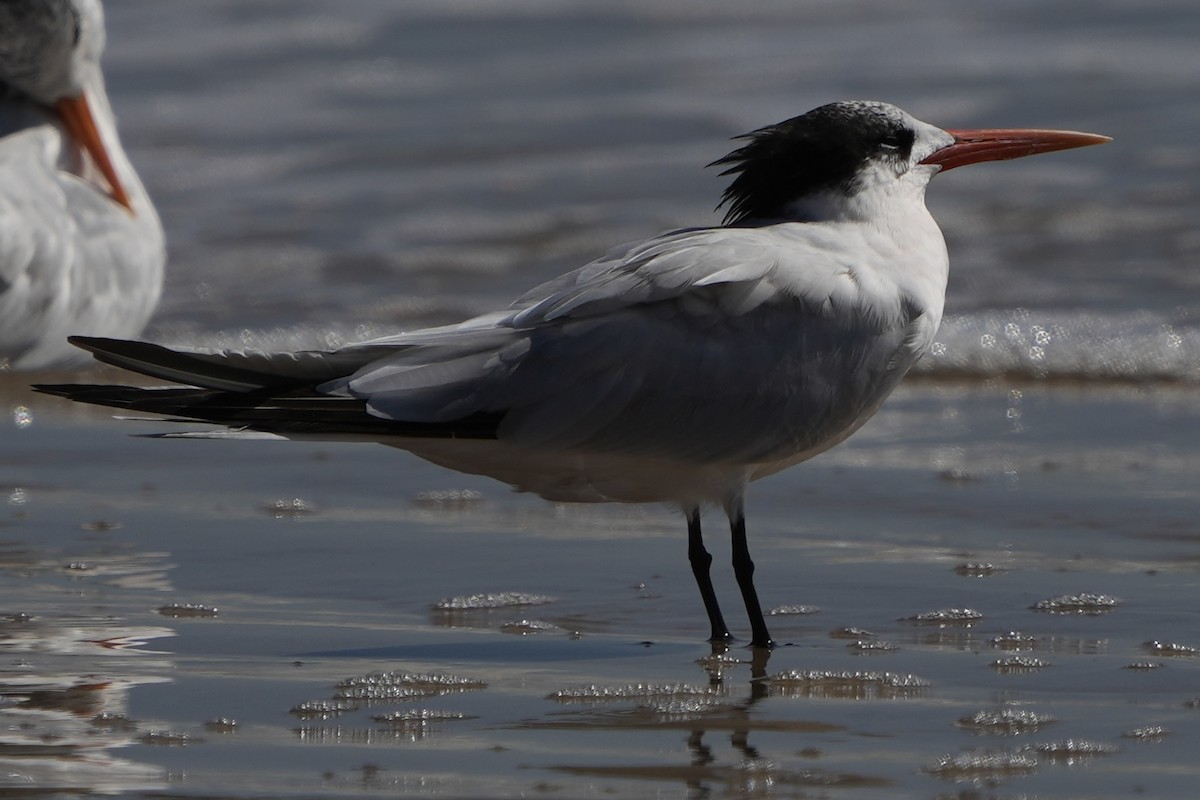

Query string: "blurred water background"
[[102, 0, 1199, 382]]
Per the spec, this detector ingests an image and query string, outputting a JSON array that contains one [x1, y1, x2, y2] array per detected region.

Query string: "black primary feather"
[[33, 336, 504, 439], [32, 384, 503, 439]]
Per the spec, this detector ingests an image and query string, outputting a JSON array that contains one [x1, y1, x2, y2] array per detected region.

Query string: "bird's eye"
[[877, 129, 914, 160]]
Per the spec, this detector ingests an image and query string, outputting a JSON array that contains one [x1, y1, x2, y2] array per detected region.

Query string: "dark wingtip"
[[29, 383, 170, 410], [67, 335, 123, 354], [31, 383, 75, 399], [30, 382, 135, 403]]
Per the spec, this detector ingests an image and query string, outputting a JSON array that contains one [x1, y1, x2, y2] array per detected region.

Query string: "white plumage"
[[1, 0, 163, 370]]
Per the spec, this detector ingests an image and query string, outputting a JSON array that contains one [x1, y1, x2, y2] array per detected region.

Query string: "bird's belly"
[[396, 362, 906, 506], [394, 307, 933, 506], [398, 439, 753, 506]]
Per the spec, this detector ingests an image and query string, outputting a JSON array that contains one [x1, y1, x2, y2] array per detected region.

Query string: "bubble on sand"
[[641, 696, 727, 720], [904, 608, 983, 625], [372, 708, 474, 738], [992, 655, 1050, 673], [499, 619, 560, 635], [695, 651, 745, 669], [1123, 725, 1169, 741], [768, 670, 929, 700], [768, 604, 820, 616], [1026, 739, 1117, 764], [954, 562, 1003, 577], [830, 626, 874, 639], [335, 672, 486, 703], [1142, 640, 1196, 657], [433, 591, 556, 611], [548, 683, 714, 703], [924, 750, 1038, 781], [157, 603, 219, 618], [847, 640, 897, 653], [139, 729, 196, 746], [373, 709, 472, 723], [290, 700, 351, 719], [1031, 593, 1121, 614], [989, 631, 1037, 650], [957, 708, 1055, 735], [695, 651, 745, 680]]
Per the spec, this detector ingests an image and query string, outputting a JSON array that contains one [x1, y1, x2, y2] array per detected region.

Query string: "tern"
[[1, 0, 164, 370], [36, 101, 1108, 648]]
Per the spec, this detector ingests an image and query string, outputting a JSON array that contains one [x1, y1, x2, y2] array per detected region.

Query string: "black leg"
[[729, 504, 774, 649], [687, 508, 733, 643]]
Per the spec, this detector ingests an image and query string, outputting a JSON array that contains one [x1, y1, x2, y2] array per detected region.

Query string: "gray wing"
[[329, 227, 926, 464]]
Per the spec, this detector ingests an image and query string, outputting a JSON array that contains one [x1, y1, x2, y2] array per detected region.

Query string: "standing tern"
[[1, 0, 164, 370], [36, 101, 1108, 648]]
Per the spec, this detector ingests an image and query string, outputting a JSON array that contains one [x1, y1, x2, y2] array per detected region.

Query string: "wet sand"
[[2, 375, 1199, 798]]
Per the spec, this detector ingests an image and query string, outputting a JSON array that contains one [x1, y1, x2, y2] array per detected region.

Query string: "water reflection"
[[0, 615, 173, 794], [0, 510, 178, 795], [538, 645, 896, 795]]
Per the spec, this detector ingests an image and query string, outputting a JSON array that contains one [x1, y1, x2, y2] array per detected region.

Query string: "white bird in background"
[[1, 0, 163, 370], [37, 101, 1108, 648]]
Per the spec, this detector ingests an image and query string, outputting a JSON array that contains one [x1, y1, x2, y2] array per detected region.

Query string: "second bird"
[[0, 0, 163, 370]]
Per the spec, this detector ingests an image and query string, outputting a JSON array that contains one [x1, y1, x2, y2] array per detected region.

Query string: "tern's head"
[[0, 0, 104, 104], [712, 100, 1109, 226], [0, 0, 130, 211]]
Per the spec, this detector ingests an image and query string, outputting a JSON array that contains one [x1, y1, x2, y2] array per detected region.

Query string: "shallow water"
[[3, 1, 1200, 797], [4, 381, 1199, 798]]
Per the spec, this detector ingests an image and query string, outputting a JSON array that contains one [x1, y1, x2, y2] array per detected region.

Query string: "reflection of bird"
[[37, 101, 1108, 648], [1, 0, 163, 370]]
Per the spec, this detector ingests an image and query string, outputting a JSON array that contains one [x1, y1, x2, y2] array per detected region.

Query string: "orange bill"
[[921, 128, 1111, 172], [54, 94, 134, 211]]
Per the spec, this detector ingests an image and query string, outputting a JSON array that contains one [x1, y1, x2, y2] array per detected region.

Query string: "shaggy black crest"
[[711, 101, 916, 226]]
